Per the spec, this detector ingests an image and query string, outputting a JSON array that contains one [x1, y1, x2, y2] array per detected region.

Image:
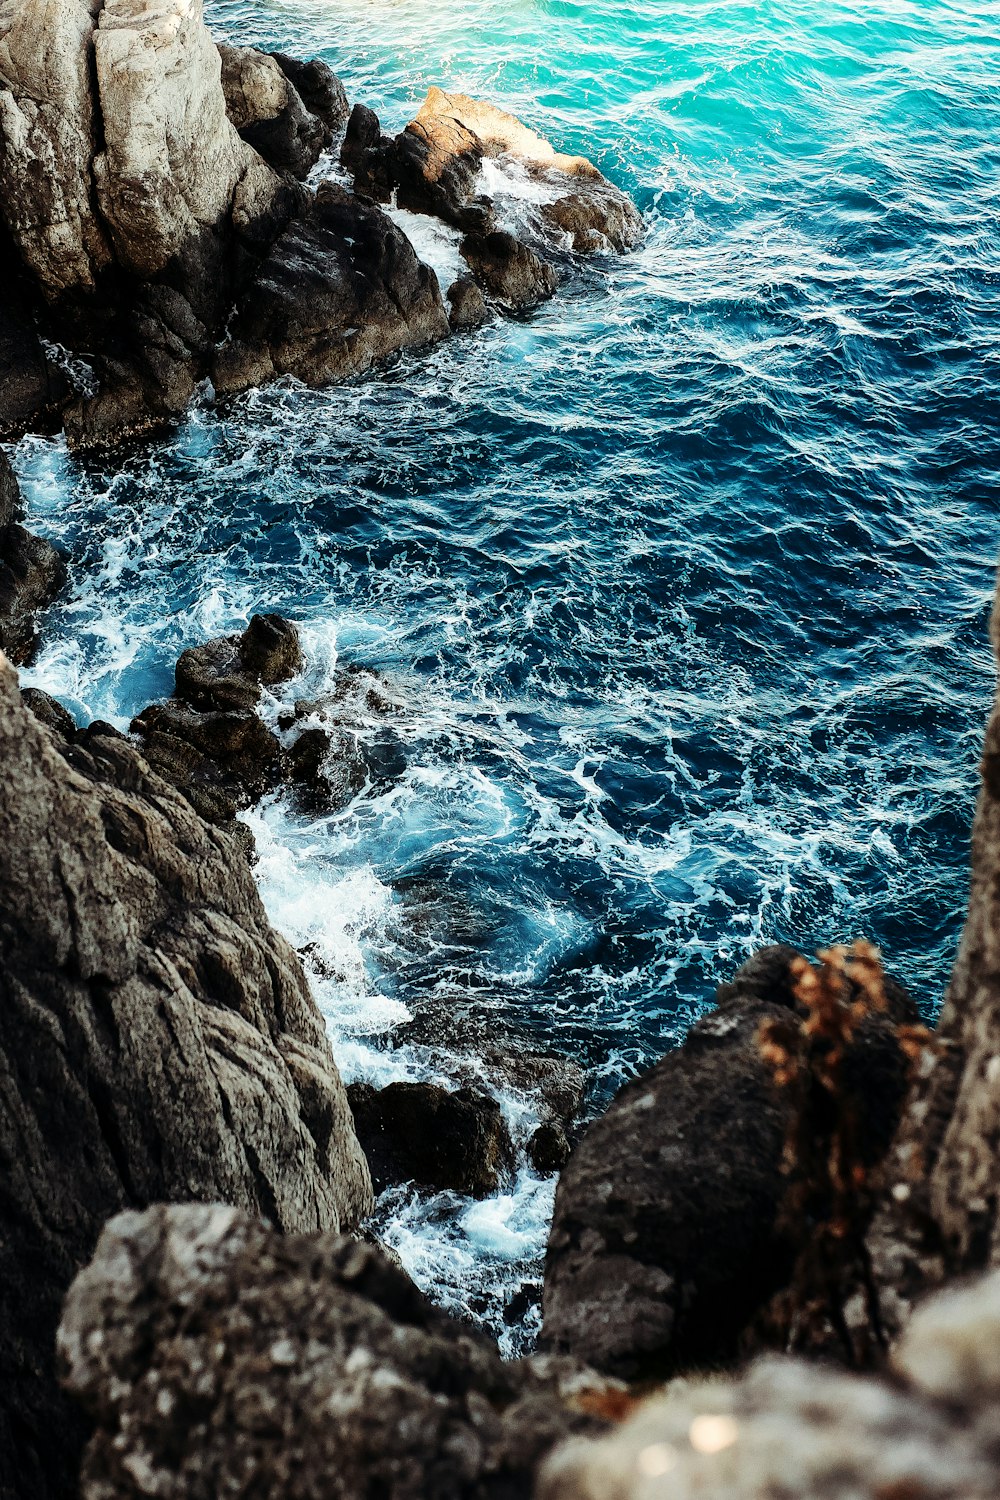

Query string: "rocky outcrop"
[[0, 654, 372, 1500], [348, 1081, 517, 1198], [540, 1269, 1000, 1500], [218, 45, 348, 179], [59, 1203, 607, 1500], [0, 3, 639, 447], [542, 945, 919, 1378], [868, 578, 1000, 1333], [212, 182, 451, 394], [0, 446, 66, 662]]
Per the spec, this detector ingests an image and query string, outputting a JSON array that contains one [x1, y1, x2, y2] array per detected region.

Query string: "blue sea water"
[[10, 0, 1000, 1345]]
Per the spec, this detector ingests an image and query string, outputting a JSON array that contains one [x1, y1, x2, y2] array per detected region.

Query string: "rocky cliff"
[[0, 651, 371, 1500]]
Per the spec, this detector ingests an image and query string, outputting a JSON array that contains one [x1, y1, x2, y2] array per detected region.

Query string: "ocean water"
[[10, 0, 1000, 1348]]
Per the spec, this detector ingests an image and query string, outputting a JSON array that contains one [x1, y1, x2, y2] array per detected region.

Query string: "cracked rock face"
[[59, 1204, 604, 1500], [869, 574, 1000, 1333], [0, 655, 371, 1500]]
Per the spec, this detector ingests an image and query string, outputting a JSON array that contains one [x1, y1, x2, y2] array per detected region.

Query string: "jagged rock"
[[130, 699, 287, 815], [869, 578, 1000, 1335], [0, 233, 67, 438], [218, 45, 347, 179], [59, 1204, 605, 1500], [448, 274, 490, 330], [541, 945, 919, 1379], [21, 685, 77, 740], [461, 230, 558, 310], [176, 612, 304, 711], [0, 449, 66, 664], [529, 1121, 571, 1175], [213, 182, 451, 394], [0, 656, 371, 1500], [347, 1080, 517, 1198]]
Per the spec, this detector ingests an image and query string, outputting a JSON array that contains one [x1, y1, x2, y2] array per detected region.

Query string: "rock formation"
[[0, 1, 640, 447], [0, 653, 372, 1500], [347, 1081, 517, 1198], [59, 1203, 606, 1500], [539, 1268, 1000, 1500], [868, 576, 1000, 1333], [0, 446, 66, 663], [541, 944, 920, 1377]]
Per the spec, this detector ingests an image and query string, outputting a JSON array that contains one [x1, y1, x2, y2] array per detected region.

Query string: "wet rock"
[[213, 182, 452, 394], [529, 1121, 572, 1175], [447, 274, 490, 330], [131, 699, 287, 812], [0, 451, 67, 665], [0, 659, 371, 1500], [59, 1204, 605, 1500], [538, 1339, 1000, 1500], [542, 187, 644, 254], [461, 230, 558, 310], [219, 45, 347, 179], [21, 686, 77, 742], [0, 242, 67, 438], [542, 944, 919, 1379], [347, 1080, 517, 1198], [175, 613, 304, 711]]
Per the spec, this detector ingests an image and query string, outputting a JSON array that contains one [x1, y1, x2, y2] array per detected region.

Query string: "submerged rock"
[[542, 944, 919, 1378], [347, 1081, 517, 1198], [0, 655, 371, 1500], [59, 1204, 605, 1500]]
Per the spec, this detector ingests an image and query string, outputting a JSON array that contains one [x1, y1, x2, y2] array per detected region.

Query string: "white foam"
[[386, 204, 467, 293]]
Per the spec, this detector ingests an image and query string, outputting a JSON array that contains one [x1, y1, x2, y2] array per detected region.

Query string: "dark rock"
[[541, 944, 919, 1378], [0, 232, 67, 440], [175, 613, 303, 712], [240, 610, 305, 684], [461, 230, 558, 310], [541, 187, 643, 254], [347, 1080, 517, 1197], [218, 45, 346, 180], [447, 274, 490, 331], [0, 458, 67, 665], [0, 660, 371, 1500], [21, 686, 77, 741], [529, 1121, 571, 1175], [59, 1204, 606, 1500], [213, 183, 452, 395]]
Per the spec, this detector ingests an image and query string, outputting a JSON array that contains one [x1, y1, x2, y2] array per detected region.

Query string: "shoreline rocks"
[[0, 651, 371, 1500], [0, 1, 641, 448], [0, 448, 66, 663]]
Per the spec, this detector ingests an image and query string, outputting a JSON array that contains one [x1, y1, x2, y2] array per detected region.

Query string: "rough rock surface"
[[59, 1204, 605, 1500], [0, 446, 66, 662], [218, 45, 347, 179], [542, 945, 919, 1378], [213, 182, 451, 393], [461, 230, 558, 310], [869, 577, 1000, 1334], [348, 1081, 517, 1198], [0, 655, 371, 1500]]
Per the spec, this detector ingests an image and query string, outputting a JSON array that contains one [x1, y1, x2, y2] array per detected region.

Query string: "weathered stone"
[[448, 274, 490, 330], [0, 451, 66, 664], [529, 1120, 571, 1175], [869, 575, 1000, 1335], [20, 685, 77, 740], [219, 45, 346, 179], [130, 699, 286, 811], [461, 230, 558, 310], [213, 182, 452, 394], [348, 1080, 517, 1198], [0, 657, 371, 1500], [542, 945, 918, 1378], [175, 613, 303, 712], [59, 1204, 604, 1500]]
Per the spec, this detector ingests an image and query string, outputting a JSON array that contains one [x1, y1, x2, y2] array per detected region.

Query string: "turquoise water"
[[12, 0, 1000, 1344]]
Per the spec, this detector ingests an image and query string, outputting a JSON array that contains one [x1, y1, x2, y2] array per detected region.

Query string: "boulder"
[[218, 45, 347, 179], [213, 182, 451, 394], [0, 657, 372, 1500], [460, 230, 557, 310], [130, 699, 287, 815], [529, 1121, 571, 1175], [176, 613, 304, 711], [542, 944, 919, 1378], [59, 1204, 605, 1500], [347, 1080, 516, 1197], [0, 449, 66, 664]]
